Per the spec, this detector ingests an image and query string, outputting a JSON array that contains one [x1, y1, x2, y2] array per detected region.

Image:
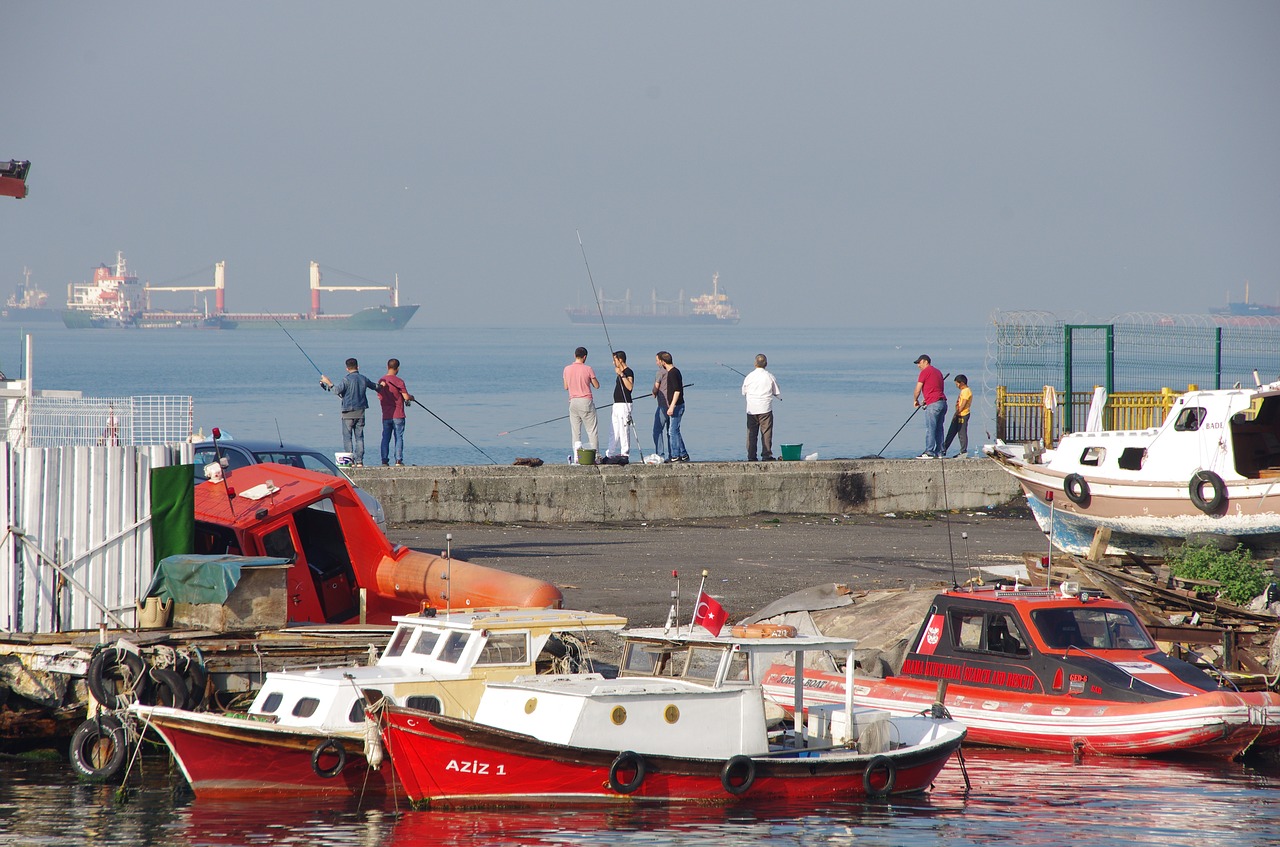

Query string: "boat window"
[[292, 697, 320, 718], [682, 647, 724, 682], [1174, 408, 1206, 432], [984, 613, 1029, 656], [476, 632, 529, 666], [258, 692, 283, 714], [405, 695, 442, 713], [619, 642, 669, 676], [726, 649, 751, 682], [950, 610, 985, 650], [194, 522, 240, 556], [1118, 448, 1146, 471], [384, 627, 413, 658], [410, 630, 441, 657], [438, 632, 471, 664], [1079, 446, 1105, 467], [1033, 608, 1154, 651], [262, 525, 297, 562]]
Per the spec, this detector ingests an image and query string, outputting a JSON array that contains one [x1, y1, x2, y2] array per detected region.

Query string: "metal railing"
[[995, 386, 1186, 445]]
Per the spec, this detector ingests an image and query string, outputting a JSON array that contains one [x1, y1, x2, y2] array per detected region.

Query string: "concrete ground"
[[386, 503, 1049, 628]]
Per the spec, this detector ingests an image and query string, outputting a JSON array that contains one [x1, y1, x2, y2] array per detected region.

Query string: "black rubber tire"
[[311, 738, 347, 779], [87, 647, 147, 709], [177, 655, 209, 709], [1189, 470, 1227, 514], [862, 754, 897, 798], [68, 715, 128, 783], [1063, 473, 1091, 507], [145, 667, 189, 710], [607, 750, 646, 794], [720, 754, 756, 795]]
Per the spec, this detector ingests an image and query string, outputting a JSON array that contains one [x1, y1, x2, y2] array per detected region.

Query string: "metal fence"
[[9, 394, 192, 447], [985, 311, 1280, 443]]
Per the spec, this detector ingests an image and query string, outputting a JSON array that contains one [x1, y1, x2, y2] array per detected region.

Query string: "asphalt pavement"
[[386, 505, 1048, 628]]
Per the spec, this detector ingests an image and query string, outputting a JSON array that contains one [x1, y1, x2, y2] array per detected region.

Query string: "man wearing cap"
[[912, 354, 947, 458]]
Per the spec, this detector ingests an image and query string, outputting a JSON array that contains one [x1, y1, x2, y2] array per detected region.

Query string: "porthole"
[[664, 704, 680, 724], [611, 706, 627, 725]]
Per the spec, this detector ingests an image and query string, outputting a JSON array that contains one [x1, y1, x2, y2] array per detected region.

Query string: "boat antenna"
[[1045, 490, 1055, 588], [274, 418, 284, 449], [443, 533, 452, 618], [409, 398, 500, 465]]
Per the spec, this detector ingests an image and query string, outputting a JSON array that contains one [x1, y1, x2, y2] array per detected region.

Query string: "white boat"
[[130, 607, 627, 797], [985, 379, 1280, 557]]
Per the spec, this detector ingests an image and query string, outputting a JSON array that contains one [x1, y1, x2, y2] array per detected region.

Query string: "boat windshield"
[[619, 640, 732, 683], [1032, 607, 1154, 651]]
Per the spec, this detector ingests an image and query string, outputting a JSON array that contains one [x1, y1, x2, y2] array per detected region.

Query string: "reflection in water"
[[1, 751, 1278, 846]]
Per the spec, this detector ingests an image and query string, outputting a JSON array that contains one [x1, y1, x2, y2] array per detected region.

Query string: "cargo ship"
[[62, 256, 418, 330], [566, 272, 740, 325], [1, 269, 62, 323], [1211, 281, 1280, 319]]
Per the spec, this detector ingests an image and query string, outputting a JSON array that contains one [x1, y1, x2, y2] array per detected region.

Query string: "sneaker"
[[916, 453, 933, 459], [382, 462, 390, 467], [676, 455, 691, 463], [395, 461, 405, 466], [354, 463, 364, 468]]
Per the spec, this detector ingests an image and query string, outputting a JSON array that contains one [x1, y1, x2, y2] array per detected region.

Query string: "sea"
[[7, 322, 1280, 845], [7, 323, 996, 464]]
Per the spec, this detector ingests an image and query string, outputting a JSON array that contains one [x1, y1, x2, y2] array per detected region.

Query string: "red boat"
[[760, 583, 1280, 758], [374, 628, 966, 807], [190, 461, 563, 624]]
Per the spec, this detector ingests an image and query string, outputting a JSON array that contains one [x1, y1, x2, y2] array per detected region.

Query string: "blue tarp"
[[144, 554, 291, 606]]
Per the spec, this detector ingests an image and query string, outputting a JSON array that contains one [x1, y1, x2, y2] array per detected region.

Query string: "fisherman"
[[605, 351, 634, 461], [564, 346, 600, 457], [377, 358, 414, 466], [319, 358, 380, 467]]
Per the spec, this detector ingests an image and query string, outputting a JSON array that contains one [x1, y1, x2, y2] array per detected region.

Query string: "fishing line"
[[575, 230, 615, 358], [497, 387, 693, 436], [411, 398, 500, 465]]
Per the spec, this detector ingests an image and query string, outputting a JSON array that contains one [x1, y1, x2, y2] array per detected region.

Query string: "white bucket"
[[334, 452, 355, 467]]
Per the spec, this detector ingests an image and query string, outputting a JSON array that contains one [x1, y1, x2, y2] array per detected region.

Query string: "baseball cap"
[[913, 354, 931, 364]]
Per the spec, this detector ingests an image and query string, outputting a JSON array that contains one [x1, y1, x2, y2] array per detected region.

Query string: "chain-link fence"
[[8, 395, 192, 447], [985, 311, 1280, 442]]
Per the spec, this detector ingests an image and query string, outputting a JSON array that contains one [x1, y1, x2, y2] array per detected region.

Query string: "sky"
[[6, 2, 1280, 327]]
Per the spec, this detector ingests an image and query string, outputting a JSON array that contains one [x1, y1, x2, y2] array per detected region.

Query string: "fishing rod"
[[717, 362, 747, 378], [497, 386, 694, 436], [576, 230, 614, 358], [877, 372, 950, 457], [275, 319, 327, 383], [411, 398, 500, 465]]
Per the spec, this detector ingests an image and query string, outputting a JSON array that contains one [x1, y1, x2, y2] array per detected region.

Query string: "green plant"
[[1166, 543, 1273, 606]]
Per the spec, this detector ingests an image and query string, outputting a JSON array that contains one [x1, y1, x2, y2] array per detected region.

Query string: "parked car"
[[191, 438, 387, 531]]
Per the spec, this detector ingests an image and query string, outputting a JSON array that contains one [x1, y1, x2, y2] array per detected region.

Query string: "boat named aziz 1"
[[985, 378, 1280, 558]]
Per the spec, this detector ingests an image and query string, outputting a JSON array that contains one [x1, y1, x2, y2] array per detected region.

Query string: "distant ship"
[[1, 268, 62, 323], [566, 272, 741, 325], [1211, 281, 1280, 318], [62, 256, 418, 330]]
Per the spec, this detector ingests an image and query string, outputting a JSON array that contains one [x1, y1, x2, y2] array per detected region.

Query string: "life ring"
[[311, 738, 347, 778], [729, 623, 798, 639], [1189, 470, 1227, 514], [144, 667, 190, 710], [607, 750, 646, 794], [87, 647, 147, 709], [68, 714, 128, 783], [1063, 474, 1091, 507], [720, 755, 756, 795], [862, 754, 897, 798]]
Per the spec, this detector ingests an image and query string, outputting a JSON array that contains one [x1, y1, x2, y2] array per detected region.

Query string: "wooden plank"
[[1086, 526, 1112, 563]]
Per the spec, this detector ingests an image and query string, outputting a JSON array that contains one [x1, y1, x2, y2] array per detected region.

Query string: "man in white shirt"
[[741, 354, 781, 461]]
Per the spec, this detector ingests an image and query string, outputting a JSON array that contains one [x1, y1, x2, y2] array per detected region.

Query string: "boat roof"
[[939, 583, 1130, 611], [193, 462, 363, 527], [622, 626, 856, 653], [391, 607, 628, 632]]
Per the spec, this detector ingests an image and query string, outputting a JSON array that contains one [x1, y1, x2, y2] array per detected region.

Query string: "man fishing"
[[319, 358, 380, 467]]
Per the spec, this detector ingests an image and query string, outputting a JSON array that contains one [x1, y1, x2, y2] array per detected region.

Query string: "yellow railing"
[[995, 386, 1189, 445]]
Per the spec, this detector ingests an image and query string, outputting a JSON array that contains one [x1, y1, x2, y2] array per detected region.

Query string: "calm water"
[[7, 323, 991, 465], [2, 749, 1279, 846]]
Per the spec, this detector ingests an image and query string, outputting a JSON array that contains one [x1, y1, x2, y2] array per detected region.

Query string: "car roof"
[[192, 439, 331, 454]]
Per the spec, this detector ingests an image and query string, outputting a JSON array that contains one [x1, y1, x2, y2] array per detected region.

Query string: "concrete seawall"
[[350, 457, 1023, 524]]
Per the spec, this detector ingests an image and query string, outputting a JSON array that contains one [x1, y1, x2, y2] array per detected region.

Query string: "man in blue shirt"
[[319, 358, 380, 467]]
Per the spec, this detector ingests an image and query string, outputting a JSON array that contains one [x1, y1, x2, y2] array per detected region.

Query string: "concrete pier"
[[351, 457, 1022, 524]]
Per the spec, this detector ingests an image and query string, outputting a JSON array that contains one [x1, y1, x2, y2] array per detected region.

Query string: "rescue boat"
[[759, 583, 1280, 759]]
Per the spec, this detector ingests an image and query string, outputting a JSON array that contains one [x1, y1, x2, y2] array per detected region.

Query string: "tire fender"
[[87, 647, 147, 709], [311, 738, 347, 779], [862, 754, 897, 798], [720, 754, 756, 795], [1063, 473, 1091, 507], [145, 666, 190, 710], [607, 750, 646, 794], [69, 714, 129, 783], [1189, 470, 1227, 514]]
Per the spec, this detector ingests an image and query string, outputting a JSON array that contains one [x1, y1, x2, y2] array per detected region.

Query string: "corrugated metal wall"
[[0, 445, 188, 634]]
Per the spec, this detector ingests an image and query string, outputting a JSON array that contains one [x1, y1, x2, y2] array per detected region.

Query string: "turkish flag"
[[693, 591, 728, 636]]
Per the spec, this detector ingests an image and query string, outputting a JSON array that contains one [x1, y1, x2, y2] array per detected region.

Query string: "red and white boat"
[[760, 583, 1280, 759], [374, 627, 966, 807], [131, 607, 626, 797]]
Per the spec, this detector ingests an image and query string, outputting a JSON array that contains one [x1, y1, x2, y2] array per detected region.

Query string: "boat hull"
[[378, 707, 963, 807], [762, 667, 1280, 759], [135, 706, 392, 798]]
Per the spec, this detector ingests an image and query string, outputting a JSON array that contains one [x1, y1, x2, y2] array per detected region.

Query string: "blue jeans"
[[342, 415, 366, 465], [653, 406, 670, 458], [923, 400, 947, 457], [667, 403, 687, 459], [381, 417, 406, 464]]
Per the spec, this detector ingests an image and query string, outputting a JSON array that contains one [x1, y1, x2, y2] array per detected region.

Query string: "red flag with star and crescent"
[[693, 591, 728, 636]]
